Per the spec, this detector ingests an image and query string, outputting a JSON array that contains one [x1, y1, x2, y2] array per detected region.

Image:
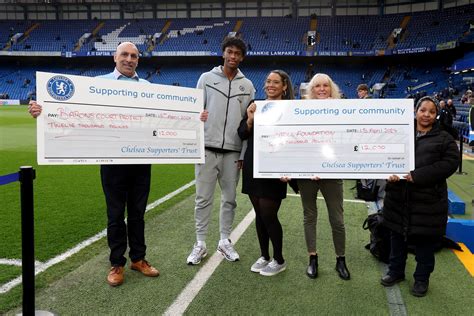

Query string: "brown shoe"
[[107, 266, 124, 286], [131, 259, 160, 277]]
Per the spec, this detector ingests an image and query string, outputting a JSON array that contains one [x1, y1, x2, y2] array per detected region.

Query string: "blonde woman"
[[297, 73, 350, 280]]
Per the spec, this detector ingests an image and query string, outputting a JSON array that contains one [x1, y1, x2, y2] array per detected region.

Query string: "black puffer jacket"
[[383, 122, 460, 238]]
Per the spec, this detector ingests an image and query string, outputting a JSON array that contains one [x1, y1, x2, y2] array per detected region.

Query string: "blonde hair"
[[307, 73, 341, 99]]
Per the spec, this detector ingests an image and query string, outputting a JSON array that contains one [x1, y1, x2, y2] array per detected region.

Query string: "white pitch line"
[[164, 192, 374, 313], [0, 180, 196, 295], [145, 181, 195, 211], [380, 263, 407, 316], [164, 208, 256, 316], [0, 259, 43, 267], [287, 193, 367, 204]]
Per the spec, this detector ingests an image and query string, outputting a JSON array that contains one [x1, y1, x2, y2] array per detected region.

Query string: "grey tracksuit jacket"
[[197, 66, 255, 152]]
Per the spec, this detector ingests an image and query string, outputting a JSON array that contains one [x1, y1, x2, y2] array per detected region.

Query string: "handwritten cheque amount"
[[36, 71, 204, 165], [42, 105, 203, 164], [253, 99, 414, 179]]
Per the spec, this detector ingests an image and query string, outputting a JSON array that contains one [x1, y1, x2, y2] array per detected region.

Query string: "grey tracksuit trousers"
[[194, 149, 240, 242]]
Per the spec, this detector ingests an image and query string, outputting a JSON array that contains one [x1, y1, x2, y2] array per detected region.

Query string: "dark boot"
[[380, 273, 405, 287], [336, 256, 350, 280], [411, 280, 429, 297], [306, 255, 318, 279]]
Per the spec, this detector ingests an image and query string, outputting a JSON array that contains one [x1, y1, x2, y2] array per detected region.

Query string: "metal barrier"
[[1, 167, 36, 315]]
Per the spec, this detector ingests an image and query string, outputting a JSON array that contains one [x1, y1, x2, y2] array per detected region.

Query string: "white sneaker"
[[250, 257, 270, 273], [186, 243, 208, 265], [260, 259, 287, 276], [217, 239, 240, 262]]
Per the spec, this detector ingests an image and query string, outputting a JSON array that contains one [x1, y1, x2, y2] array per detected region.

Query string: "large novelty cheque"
[[36, 72, 204, 165], [253, 99, 414, 179]]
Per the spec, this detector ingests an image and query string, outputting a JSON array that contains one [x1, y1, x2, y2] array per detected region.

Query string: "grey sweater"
[[197, 66, 255, 152]]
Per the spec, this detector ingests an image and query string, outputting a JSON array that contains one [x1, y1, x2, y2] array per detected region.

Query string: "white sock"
[[197, 240, 206, 248], [219, 238, 230, 245]]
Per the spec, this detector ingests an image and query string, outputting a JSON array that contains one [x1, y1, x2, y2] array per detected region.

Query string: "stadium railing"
[[0, 167, 37, 315]]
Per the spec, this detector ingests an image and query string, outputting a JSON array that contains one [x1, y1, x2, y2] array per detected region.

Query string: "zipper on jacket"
[[221, 79, 232, 149]]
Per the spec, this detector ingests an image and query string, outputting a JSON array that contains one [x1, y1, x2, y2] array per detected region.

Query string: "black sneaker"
[[410, 280, 429, 297]]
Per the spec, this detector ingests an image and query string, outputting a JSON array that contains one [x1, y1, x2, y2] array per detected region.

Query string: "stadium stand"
[[238, 17, 308, 53], [0, 61, 459, 101], [0, 4, 473, 105], [396, 9, 469, 50], [157, 18, 235, 54], [4, 20, 98, 52], [0, 6, 471, 55], [315, 14, 401, 52], [88, 19, 152, 53]]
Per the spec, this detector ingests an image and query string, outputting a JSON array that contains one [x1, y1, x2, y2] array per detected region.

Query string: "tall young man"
[[187, 37, 255, 265]]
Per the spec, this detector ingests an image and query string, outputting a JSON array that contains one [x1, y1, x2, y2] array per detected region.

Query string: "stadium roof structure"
[[0, 0, 460, 7]]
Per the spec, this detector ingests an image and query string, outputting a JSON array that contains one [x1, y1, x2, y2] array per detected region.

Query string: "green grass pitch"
[[1, 105, 473, 314]]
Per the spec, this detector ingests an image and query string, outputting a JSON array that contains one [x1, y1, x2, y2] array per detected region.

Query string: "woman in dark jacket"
[[381, 96, 460, 297], [238, 70, 295, 276]]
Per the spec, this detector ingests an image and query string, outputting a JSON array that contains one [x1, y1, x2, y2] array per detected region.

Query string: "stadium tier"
[[0, 5, 473, 139], [1, 6, 472, 56], [0, 57, 472, 98]]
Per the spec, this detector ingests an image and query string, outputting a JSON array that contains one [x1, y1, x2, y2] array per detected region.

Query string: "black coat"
[[382, 122, 460, 238], [238, 108, 287, 200]]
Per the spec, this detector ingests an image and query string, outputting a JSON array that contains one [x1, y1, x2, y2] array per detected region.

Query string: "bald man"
[[29, 42, 159, 286]]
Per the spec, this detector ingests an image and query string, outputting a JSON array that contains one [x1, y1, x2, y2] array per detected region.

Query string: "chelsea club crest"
[[260, 101, 283, 123], [46, 75, 75, 101]]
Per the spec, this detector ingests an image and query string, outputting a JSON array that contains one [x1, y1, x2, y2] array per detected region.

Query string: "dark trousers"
[[389, 230, 435, 282], [101, 164, 151, 266], [249, 195, 284, 264]]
